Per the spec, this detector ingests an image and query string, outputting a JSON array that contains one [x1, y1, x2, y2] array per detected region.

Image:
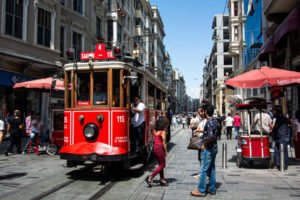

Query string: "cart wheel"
[[46, 144, 58, 156], [268, 152, 274, 168], [236, 152, 242, 168]]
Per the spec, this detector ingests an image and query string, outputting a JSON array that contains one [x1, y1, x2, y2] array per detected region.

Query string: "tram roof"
[[63, 60, 167, 92], [63, 61, 131, 71]]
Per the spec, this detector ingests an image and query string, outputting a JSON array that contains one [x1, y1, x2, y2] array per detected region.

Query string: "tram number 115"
[[116, 116, 125, 123]]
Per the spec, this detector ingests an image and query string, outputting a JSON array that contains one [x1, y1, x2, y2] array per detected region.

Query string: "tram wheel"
[[46, 144, 58, 156]]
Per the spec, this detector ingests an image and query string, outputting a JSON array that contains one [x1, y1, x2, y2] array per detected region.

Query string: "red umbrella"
[[225, 66, 300, 88], [13, 77, 64, 90]]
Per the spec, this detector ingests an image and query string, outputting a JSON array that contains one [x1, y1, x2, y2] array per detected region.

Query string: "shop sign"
[[0, 70, 34, 87]]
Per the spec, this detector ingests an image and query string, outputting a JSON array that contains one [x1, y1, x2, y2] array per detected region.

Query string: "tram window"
[[112, 70, 120, 107], [66, 72, 71, 108], [77, 72, 90, 106], [93, 72, 107, 105]]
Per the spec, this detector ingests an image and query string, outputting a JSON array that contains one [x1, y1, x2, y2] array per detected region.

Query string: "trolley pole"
[[222, 143, 227, 169], [280, 143, 285, 172]]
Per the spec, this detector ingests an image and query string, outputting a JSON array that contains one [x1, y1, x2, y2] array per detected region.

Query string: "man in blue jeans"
[[191, 103, 219, 197]]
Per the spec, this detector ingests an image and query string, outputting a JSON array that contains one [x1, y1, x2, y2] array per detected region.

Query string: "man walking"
[[5, 110, 23, 156], [191, 103, 219, 197], [224, 113, 234, 139]]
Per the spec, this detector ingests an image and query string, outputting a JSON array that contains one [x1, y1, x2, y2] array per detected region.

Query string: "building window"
[[73, 31, 82, 59], [37, 8, 51, 47], [60, 26, 64, 57], [61, 0, 65, 5], [107, 20, 113, 48], [234, 26, 239, 41], [233, 1, 238, 16], [96, 17, 102, 41], [73, 0, 83, 14], [5, 0, 23, 39]]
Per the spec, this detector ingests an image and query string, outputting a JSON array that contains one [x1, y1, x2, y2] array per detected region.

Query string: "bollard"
[[222, 143, 227, 169], [280, 143, 284, 172]]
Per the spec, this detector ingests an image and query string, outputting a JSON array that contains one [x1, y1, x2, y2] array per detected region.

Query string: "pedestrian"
[[193, 106, 207, 179], [272, 106, 289, 170], [190, 112, 200, 136], [293, 110, 300, 160], [25, 111, 34, 137], [5, 110, 23, 156], [191, 103, 219, 197], [182, 114, 187, 129], [172, 115, 177, 127], [224, 113, 234, 139], [145, 116, 169, 187], [0, 117, 4, 143], [233, 112, 242, 139], [251, 110, 272, 134], [22, 113, 43, 154], [216, 114, 225, 140], [131, 96, 146, 153]]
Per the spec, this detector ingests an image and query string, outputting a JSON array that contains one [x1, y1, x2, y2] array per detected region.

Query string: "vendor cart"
[[236, 98, 274, 168]]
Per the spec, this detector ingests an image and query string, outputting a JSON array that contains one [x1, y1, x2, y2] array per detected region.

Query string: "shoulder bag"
[[187, 136, 202, 150]]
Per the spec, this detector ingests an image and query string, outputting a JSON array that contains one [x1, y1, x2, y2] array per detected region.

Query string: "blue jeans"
[[198, 144, 218, 193], [234, 126, 240, 138]]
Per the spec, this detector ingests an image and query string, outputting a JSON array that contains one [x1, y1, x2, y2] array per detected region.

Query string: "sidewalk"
[[103, 127, 300, 200]]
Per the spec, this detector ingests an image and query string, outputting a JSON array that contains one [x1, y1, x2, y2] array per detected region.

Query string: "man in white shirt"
[[224, 113, 234, 139], [131, 96, 146, 152], [252, 111, 272, 134]]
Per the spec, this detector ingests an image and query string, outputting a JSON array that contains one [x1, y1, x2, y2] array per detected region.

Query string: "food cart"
[[236, 98, 274, 168]]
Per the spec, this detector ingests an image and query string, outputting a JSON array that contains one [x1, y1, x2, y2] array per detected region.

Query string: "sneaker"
[[192, 174, 199, 179], [4, 151, 8, 156], [191, 190, 206, 197], [22, 151, 26, 155]]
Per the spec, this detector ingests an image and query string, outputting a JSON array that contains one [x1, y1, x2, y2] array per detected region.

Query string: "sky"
[[150, 0, 227, 98]]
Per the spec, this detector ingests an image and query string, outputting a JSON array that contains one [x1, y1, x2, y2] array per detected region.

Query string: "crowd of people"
[[1, 109, 47, 156]]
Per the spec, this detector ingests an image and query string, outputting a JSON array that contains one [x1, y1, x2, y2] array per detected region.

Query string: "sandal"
[[160, 178, 169, 186], [145, 175, 153, 187]]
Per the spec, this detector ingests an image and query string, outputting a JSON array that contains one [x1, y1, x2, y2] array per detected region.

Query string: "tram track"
[[29, 165, 116, 200]]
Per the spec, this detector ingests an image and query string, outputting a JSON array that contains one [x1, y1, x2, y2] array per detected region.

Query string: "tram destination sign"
[[80, 44, 116, 61]]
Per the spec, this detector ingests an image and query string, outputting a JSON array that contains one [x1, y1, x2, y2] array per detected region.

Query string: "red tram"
[[59, 44, 167, 169]]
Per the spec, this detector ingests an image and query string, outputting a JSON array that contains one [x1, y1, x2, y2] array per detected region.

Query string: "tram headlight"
[[83, 123, 99, 140]]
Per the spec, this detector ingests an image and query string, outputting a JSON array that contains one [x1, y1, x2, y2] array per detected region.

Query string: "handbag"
[[187, 136, 202, 150]]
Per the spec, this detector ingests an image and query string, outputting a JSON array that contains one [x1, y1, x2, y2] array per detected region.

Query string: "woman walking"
[[145, 116, 169, 187]]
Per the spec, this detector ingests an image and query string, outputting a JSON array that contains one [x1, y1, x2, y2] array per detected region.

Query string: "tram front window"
[[77, 72, 90, 105], [93, 72, 107, 105]]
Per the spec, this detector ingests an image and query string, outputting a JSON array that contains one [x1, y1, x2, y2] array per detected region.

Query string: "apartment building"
[[0, 0, 174, 118], [228, 0, 246, 100], [206, 14, 233, 115]]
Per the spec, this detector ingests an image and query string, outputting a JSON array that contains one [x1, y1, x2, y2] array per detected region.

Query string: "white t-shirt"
[[197, 118, 207, 137], [132, 102, 145, 128], [0, 119, 4, 131], [225, 116, 234, 127], [254, 113, 272, 133]]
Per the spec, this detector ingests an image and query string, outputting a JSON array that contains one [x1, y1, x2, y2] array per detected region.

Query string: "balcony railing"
[[243, 47, 260, 68]]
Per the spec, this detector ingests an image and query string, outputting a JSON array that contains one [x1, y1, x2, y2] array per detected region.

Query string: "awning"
[[274, 4, 300, 44], [258, 36, 275, 61], [259, 5, 300, 61]]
